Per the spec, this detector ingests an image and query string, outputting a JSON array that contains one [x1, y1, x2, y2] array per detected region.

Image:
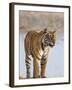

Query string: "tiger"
[[24, 28, 56, 78]]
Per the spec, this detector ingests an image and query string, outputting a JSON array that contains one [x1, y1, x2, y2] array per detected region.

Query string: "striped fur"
[[24, 28, 56, 78]]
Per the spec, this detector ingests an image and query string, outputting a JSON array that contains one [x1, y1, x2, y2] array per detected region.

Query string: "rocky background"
[[19, 11, 64, 33]]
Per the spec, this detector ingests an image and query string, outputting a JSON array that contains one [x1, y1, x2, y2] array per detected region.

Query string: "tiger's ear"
[[53, 30, 56, 34], [43, 28, 47, 33]]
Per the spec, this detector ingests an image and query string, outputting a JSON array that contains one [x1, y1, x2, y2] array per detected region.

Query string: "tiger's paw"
[[41, 76, 47, 78], [33, 75, 40, 78]]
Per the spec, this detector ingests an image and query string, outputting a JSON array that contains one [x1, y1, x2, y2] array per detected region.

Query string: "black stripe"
[[41, 61, 47, 65], [27, 57, 31, 61], [41, 43, 44, 50], [26, 60, 31, 65], [26, 64, 30, 69], [41, 58, 47, 65], [43, 55, 47, 58]]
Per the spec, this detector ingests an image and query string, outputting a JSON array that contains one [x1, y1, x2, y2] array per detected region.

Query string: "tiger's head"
[[42, 28, 56, 48]]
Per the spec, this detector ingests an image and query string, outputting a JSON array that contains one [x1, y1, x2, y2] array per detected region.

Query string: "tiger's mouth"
[[49, 43, 55, 47]]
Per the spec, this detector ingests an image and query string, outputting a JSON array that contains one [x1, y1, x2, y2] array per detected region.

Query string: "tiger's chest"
[[39, 49, 43, 57], [39, 47, 49, 58]]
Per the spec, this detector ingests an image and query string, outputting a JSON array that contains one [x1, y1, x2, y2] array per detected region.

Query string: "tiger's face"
[[42, 31, 56, 47]]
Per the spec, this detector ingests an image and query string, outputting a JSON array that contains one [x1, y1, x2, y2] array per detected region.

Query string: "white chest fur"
[[39, 47, 49, 57], [39, 49, 44, 56]]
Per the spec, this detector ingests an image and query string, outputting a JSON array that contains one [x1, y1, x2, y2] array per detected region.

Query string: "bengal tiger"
[[24, 28, 56, 78]]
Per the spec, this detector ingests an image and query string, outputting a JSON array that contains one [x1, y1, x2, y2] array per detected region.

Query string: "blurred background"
[[19, 10, 64, 79]]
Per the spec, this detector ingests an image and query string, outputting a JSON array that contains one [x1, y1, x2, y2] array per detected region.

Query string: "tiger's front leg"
[[41, 55, 48, 78], [33, 57, 41, 78]]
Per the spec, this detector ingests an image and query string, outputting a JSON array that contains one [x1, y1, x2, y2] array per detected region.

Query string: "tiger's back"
[[25, 31, 45, 57]]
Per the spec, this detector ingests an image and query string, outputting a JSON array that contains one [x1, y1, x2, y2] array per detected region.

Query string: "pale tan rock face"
[[19, 11, 64, 36]]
